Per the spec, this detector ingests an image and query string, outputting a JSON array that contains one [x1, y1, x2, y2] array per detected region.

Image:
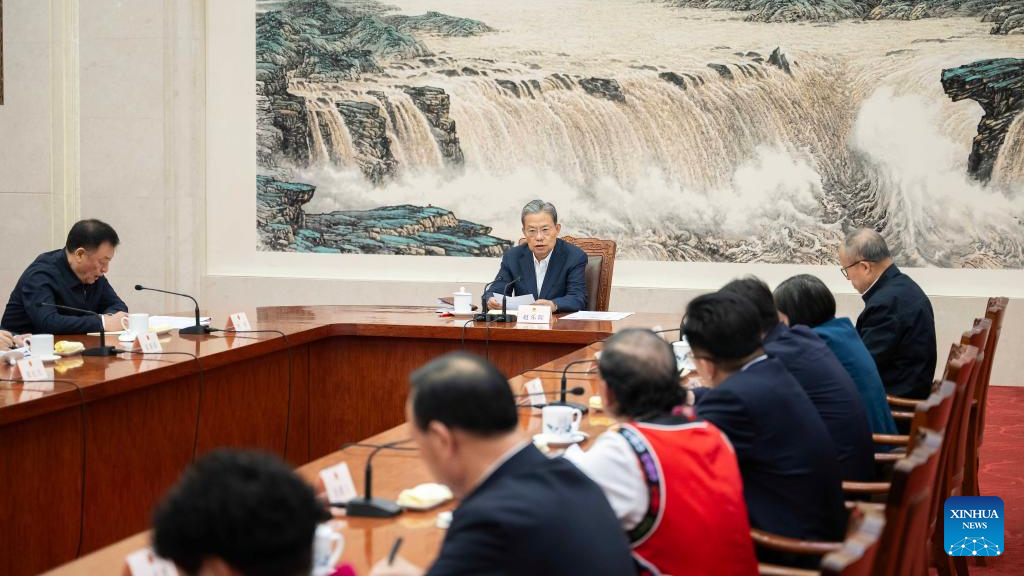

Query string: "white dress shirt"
[[566, 431, 647, 530], [534, 253, 551, 297]]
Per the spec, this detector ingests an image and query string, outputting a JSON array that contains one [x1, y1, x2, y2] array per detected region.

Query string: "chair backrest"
[[820, 506, 886, 576], [975, 298, 1008, 438], [875, 430, 944, 575], [907, 379, 955, 440], [561, 236, 617, 312], [949, 332, 986, 493]]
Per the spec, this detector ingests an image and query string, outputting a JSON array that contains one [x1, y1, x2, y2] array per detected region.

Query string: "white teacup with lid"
[[453, 286, 473, 314]]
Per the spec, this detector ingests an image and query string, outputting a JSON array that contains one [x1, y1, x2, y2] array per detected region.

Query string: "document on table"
[[493, 293, 536, 309], [87, 315, 212, 336], [560, 311, 634, 321]]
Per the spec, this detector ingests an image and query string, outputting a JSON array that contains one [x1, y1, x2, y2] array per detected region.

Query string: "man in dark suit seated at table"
[[720, 276, 875, 482], [683, 293, 846, 565], [374, 352, 635, 576], [2, 219, 129, 334], [486, 199, 588, 313], [839, 228, 936, 399], [153, 449, 330, 576]]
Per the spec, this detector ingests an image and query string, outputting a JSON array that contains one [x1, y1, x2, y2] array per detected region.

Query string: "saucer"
[[533, 431, 589, 445], [33, 354, 62, 362]]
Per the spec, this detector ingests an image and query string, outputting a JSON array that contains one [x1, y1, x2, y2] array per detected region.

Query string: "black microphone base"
[[179, 325, 214, 335], [345, 497, 403, 518], [489, 314, 516, 323], [83, 346, 120, 357], [546, 399, 590, 414]]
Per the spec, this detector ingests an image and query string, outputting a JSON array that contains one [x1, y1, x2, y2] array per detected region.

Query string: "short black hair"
[[598, 328, 684, 419], [152, 449, 329, 576], [409, 352, 518, 436], [773, 274, 837, 328], [681, 292, 762, 362], [65, 219, 120, 252], [720, 276, 778, 334]]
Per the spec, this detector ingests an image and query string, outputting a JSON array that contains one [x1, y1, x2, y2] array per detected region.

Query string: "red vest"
[[620, 415, 758, 576]]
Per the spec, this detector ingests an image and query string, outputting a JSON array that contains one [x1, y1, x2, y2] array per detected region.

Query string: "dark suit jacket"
[[695, 358, 846, 545], [856, 265, 937, 399], [763, 322, 875, 481], [487, 239, 588, 313], [427, 444, 635, 576], [2, 249, 128, 335]]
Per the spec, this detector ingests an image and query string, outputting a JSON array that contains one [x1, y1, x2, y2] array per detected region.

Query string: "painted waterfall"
[[255, 0, 1024, 267]]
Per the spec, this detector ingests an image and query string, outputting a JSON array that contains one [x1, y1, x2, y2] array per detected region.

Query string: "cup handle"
[[571, 409, 582, 430], [120, 316, 130, 330], [327, 532, 344, 566], [22, 336, 31, 347]]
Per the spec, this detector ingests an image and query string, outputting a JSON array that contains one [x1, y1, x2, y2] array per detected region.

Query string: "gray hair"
[[843, 228, 891, 262], [520, 199, 558, 226]]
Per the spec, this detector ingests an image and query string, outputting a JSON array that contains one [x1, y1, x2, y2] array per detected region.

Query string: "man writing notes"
[[486, 199, 588, 313], [2, 219, 128, 334], [373, 352, 635, 576]]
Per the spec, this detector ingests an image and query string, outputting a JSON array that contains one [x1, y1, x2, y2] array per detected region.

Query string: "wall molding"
[[49, 0, 80, 246]]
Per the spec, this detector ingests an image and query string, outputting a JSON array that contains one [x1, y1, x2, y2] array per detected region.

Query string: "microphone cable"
[[212, 328, 293, 461], [1, 377, 87, 558]]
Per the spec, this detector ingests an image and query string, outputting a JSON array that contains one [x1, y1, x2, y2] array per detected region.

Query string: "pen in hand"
[[387, 536, 403, 566]]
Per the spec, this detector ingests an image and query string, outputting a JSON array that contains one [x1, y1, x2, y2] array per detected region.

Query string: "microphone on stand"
[[343, 439, 413, 518], [491, 276, 521, 324], [135, 285, 212, 335], [473, 275, 504, 322], [37, 302, 119, 356], [547, 358, 598, 414]]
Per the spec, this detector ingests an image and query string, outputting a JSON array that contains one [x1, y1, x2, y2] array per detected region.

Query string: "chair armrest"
[[872, 433, 909, 445], [887, 394, 922, 408], [758, 563, 820, 576], [891, 410, 914, 420], [874, 452, 904, 463], [750, 528, 843, 555], [843, 481, 891, 494], [846, 500, 886, 512]]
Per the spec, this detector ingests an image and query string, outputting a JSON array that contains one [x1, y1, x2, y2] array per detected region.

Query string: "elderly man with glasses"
[[485, 199, 588, 313], [839, 228, 936, 399]]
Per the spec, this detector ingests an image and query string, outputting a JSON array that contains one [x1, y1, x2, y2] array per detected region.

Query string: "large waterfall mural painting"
[[256, 0, 1024, 267]]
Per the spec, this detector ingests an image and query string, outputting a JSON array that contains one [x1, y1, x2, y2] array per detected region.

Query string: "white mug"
[[542, 405, 582, 441], [453, 287, 472, 314], [311, 523, 344, 576], [25, 334, 55, 358], [673, 338, 695, 373], [121, 313, 150, 336]]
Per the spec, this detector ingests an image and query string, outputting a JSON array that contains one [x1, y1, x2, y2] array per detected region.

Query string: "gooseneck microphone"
[[491, 276, 521, 324], [37, 302, 119, 356], [474, 275, 503, 322], [547, 358, 598, 414], [514, 386, 585, 407], [343, 438, 413, 518], [135, 285, 212, 335]]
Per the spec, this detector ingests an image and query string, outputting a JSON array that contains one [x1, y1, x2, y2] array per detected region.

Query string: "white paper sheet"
[[87, 315, 212, 336], [560, 311, 634, 321], [493, 293, 536, 309]]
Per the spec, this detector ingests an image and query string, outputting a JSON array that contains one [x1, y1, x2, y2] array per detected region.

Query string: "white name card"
[[319, 461, 358, 505], [137, 332, 163, 354], [524, 377, 546, 407], [227, 312, 252, 331], [125, 548, 179, 576], [16, 358, 48, 383], [517, 305, 551, 324]]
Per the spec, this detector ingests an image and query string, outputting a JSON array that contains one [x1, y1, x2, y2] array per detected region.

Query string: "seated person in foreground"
[[683, 293, 846, 557], [152, 449, 330, 576], [486, 199, 588, 313], [773, 274, 898, 438], [572, 328, 757, 576], [839, 228, 936, 399], [720, 277, 875, 482], [2, 219, 128, 334], [375, 352, 635, 576], [0, 329, 29, 351]]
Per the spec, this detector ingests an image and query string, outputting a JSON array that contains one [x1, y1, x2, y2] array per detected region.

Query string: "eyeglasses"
[[524, 226, 555, 238], [840, 260, 874, 279]]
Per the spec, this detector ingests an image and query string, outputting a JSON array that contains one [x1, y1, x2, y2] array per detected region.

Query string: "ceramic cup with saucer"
[[119, 313, 150, 342], [311, 523, 344, 576], [25, 334, 60, 362], [538, 405, 584, 444]]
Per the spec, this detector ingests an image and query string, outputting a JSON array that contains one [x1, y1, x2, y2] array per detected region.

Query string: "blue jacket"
[[2, 249, 128, 334], [813, 317, 899, 438], [763, 322, 876, 482], [696, 357, 846, 544], [487, 239, 588, 313], [426, 443, 635, 575], [856, 265, 937, 399]]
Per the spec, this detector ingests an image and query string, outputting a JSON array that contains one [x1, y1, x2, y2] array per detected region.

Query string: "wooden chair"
[[753, 431, 943, 576], [964, 298, 1008, 500], [820, 507, 886, 576], [513, 236, 617, 311]]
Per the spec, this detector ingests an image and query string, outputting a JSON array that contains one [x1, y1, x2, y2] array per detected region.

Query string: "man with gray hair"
[[486, 199, 588, 313], [839, 228, 936, 399]]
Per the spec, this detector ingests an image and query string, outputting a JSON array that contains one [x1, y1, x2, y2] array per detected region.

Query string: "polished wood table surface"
[[1, 306, 680, 576], [42, 342, 626, 575]]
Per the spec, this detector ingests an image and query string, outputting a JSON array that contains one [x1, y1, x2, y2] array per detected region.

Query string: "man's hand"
[[369, 555, 423, 576], [103, 312, 129, 332], [487, 297, 502, 310], [534, 299, 558, 312], [0, 330, 14, 351]]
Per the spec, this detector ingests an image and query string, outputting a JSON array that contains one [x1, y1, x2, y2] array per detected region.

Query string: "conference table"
[[0, 306, 680, 576]]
